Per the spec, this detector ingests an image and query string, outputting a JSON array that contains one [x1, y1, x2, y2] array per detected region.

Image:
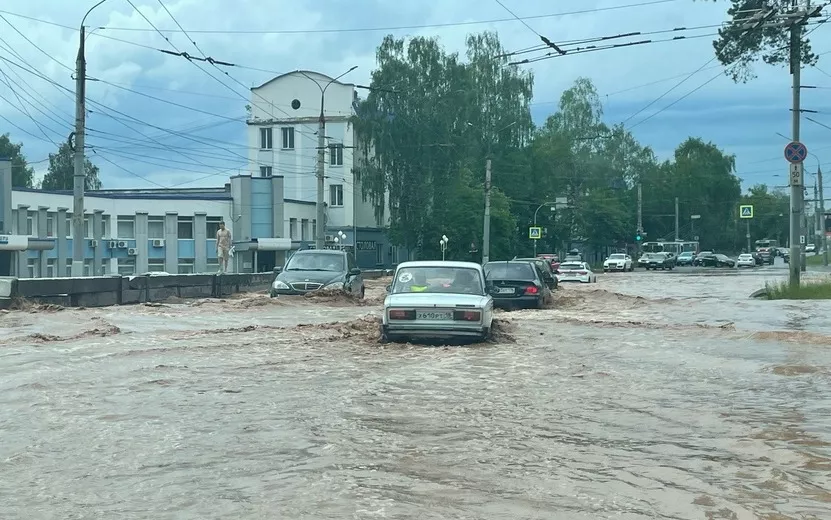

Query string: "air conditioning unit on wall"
[[108, 240, 117, 249], [127, 248, 137, 256], [117, 240, 128, 248], [152, 239, 165, 247], [89, 239, 98, 248]]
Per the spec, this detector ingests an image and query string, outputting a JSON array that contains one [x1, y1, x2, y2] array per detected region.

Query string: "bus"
[[641, 241, 699, 255], [754, 239, 779, 251]]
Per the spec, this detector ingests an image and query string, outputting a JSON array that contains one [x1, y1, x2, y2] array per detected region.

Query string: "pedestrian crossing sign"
[[529, 226, 542, 239], [739, 205, 753, 219]]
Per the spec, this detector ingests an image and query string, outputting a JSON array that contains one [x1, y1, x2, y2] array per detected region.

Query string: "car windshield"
[[391, 266, 484, 295], [679, 252, 693, 257], [559, 262, 583, 270], [484, 262, 535, 280], [739, 254, 753, 259], [609, 254, 625, 260], [285, 252, 345, 272], [643, 253, 661, 259]]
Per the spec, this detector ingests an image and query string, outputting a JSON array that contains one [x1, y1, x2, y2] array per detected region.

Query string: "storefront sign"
[[356, 240, 376, 251]]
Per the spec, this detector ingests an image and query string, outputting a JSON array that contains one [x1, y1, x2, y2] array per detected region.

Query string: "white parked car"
[[736, 253, 756, 268], [603, 253, 633, 272], [382, 261, 495, 343], [557, 262, 597, 283]]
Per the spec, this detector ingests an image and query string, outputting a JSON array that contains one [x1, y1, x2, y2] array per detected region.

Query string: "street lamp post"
[[71, 0, 109, 277], [439, 235, 449, 261], [297, 67, 357, 251], [532, 203, 556, 257]]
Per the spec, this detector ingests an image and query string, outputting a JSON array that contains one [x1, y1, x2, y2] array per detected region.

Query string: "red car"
[[536, 253, 560, 272]]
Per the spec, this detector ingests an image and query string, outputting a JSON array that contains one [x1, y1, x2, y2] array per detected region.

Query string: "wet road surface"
[[1, 268, 830, 519]]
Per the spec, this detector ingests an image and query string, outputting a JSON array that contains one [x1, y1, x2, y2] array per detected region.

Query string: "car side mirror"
[[349, 267, 361, 276], [385, 284, 391, 293], [273, 266, 282, 274]]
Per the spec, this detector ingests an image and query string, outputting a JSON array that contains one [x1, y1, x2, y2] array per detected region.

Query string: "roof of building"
[[13, 187, 232, 201], [252, 70, 356, 91]]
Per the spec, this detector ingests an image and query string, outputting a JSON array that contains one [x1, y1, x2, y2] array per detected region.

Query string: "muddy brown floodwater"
[[1, 270, 830, 519]]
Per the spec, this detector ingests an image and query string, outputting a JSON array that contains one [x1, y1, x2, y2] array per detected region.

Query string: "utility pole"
[[316, 92, 326, 250], [71, 24, 87, 277], [788, 1, 804, 286], [674, 197, 679, 241], [482, 158, 492, 264], [637, 183, 643, 235], [820, 163, 828, 266], [815, 179, 820, 246]]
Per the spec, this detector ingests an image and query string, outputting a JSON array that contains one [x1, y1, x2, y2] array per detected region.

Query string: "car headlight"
[[325, 281, 344, 290], [273, 280, 289, 289]]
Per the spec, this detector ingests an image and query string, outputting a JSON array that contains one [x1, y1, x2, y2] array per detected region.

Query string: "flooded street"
[[1, 270, 830, 519]]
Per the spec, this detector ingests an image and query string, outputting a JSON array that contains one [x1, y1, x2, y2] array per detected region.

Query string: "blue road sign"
[[529, 226, 542, 240], [739, 205, 753, 219], [784, 141, 808, 164]]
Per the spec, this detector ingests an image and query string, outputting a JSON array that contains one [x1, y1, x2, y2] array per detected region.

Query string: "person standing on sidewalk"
[[216, 221, 232, 273]]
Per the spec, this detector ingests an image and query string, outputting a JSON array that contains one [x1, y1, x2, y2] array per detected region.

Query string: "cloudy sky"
[[1, 0, 831, 193]]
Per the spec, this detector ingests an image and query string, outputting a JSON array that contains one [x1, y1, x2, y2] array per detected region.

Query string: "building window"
[[376, 243, 383, 265], [46, 258, 57, 277], [289, 218, 298, 240], [281, 127, 294, 149], [65, 214, 72, 237], [329, 184, 344, 207], [46, 215, 54, 237], [26, 215, 33, 236], [329, 143, 343, 166], [65, 258, 71, 277], [117, 258, 136, 276], [260, 165, 272, 177], [260, 127, 273, 149], [206, 216, 222, 238], [27, 258, 35, 278], [147, 259, 165, 273], [178, 217, 194, 239], [102, 215, 111, 238], [148, 217, 164, 239], [301, 219, 309, 241], [117, 216, 135, 239], [83, 216, 91, 238], [312, 219, 316, 241], [178, 258, 195, 274]]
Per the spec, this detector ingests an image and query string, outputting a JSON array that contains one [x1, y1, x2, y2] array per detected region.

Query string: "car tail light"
[[524, 285, 539, 295], [453, 310, 481, 321], [389, 309, 415, 320], [577, 271, 587, 275]]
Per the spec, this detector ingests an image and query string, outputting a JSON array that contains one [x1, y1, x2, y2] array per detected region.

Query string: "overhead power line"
[[0, 1, 683, 35]]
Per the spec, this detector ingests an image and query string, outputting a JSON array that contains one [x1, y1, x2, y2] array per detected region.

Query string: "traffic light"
[[635, 233, 642, 242]]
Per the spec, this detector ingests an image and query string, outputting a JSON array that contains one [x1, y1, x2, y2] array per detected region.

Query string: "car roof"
[[396, 260, 483, 270], [293, 249, 345, 255]]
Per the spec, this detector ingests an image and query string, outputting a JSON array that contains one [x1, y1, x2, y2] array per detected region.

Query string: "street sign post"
[[784, 141, 808, 164], [789, 162, 804, 187], [739, 205, 754, 219], [800, 235, 806, 245], [528, 226, 542, 240]]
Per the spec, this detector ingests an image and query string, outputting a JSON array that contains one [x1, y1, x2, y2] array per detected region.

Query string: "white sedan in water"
[[736, 253, 756, 268], [603, 253, 633, 272], [556, 261, 597, 283]]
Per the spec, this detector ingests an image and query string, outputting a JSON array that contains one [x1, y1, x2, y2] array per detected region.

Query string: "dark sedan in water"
[[483, 261, 551, 309]]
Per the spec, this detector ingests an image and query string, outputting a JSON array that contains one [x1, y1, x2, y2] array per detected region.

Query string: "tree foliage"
[[0, 133, 34, 187], [41, 142, 102, 191], [352, 31, 750, 259], [703, 0, 819, 82]]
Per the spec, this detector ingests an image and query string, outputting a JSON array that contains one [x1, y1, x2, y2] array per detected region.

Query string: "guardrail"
[[0, 269, 390, 309]]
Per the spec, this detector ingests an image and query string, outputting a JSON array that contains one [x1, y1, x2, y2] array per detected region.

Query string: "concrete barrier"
[[0, 272, 275, 309]]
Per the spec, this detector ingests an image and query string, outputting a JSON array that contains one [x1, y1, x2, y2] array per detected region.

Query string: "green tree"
[[0, 133, 35, 187], [702, 0, 819, 82], [741, 184, 790, 245], [352, 31, 531, 260], [41, 142, 101, 191]]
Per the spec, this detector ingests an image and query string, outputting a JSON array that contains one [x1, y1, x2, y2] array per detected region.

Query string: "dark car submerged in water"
[[270, 249, 365, 298]]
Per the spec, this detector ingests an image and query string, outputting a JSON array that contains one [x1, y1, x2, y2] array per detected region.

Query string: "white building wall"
[[247, 71, 360, 230]]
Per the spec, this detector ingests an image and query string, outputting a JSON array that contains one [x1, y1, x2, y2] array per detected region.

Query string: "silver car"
[[382, 260, 495, 343]]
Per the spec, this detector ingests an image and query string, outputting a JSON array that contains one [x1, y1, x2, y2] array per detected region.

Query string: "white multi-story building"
[[247, 70, 397, 267]]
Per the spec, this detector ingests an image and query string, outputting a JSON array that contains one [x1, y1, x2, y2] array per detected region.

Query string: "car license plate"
[[497, 287, 515, 294], [417, 311, 452, 320]]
